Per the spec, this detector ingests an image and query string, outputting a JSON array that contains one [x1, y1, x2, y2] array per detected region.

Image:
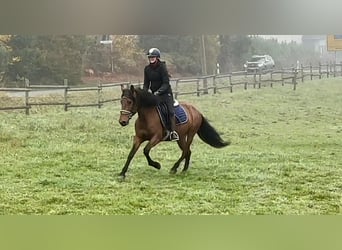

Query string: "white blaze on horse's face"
[[119, 96, 134, 126]]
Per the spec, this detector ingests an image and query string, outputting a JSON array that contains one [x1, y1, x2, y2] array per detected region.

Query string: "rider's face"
[[148, 56, 157, 63]]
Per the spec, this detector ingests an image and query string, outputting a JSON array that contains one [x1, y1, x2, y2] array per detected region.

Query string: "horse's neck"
[[137, 107, 155, 124]]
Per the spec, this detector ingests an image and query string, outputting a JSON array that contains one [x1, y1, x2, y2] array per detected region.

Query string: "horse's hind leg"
[[143, 138, 162, 170], [182, 150, 192, 172], [181, 132, 196, 172], [170, 136, 187, 174]]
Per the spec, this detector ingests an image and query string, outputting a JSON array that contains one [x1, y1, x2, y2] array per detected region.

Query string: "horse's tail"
[[197, 115, 230, 148]]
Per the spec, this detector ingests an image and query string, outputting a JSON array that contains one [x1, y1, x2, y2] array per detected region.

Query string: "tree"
[[0, 35, 11, 81], [111, 35, 145, 74], [4, 35, 88, 84], [138, 35, 200, 75], [218, 35, 251, 73], [138, 35, 220, 76], [202, 35, 220, 75], [248, 36, 320, 68], [83, 35, 145, 76]]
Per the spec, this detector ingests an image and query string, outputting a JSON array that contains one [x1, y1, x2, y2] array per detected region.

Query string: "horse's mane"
[[134, 87, 161, 108]]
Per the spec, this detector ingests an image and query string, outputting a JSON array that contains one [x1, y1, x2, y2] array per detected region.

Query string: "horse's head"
[[119, 85, 161, 126], [119, 85, 137, 126]]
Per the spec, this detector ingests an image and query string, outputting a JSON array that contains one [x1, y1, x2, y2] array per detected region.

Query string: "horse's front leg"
[[119, 136, 142, 178], [143, 136, 162, 170]]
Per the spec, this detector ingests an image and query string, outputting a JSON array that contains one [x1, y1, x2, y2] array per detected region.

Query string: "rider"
[[143, 47, 179, 141]]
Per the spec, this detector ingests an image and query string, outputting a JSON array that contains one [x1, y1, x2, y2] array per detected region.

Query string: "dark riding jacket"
[[143, 60, 175, 117], [143, 60, 172, 97]]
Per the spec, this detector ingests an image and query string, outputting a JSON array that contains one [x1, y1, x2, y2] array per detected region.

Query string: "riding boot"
[[170, 117, 179, 141]]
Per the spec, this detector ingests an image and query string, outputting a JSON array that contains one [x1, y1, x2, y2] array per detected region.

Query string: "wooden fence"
[[1, 62, 342, 115]]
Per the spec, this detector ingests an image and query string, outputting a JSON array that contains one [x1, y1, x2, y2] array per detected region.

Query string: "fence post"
[[196, 79, 200, 97], [301, 64, 304, 82], [258, 73, 261, 88], [24, 78, 30, 115], [293, 68, 297, 90], [326, 63, 329, 78], [98, 82, 102, 108], [270, 71, 273, 88], [310, 63, 313, 80], [202, 77, 208, 94], [319, 62, 322, 79], [213, 75, 217, 94], [64, 79, 68, 111], [244, 76, 247, 90], [229, 74, 233, 93]]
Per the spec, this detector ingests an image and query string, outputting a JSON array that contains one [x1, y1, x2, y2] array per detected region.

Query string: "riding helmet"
[[147, 48, 161, 58]]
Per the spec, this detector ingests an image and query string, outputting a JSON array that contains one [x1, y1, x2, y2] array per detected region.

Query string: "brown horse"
[[118, 85, 230, 178]]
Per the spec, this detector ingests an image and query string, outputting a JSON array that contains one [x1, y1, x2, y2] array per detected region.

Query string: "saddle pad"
[[174, 105, 188, 125], [156, 103, 188, 130]]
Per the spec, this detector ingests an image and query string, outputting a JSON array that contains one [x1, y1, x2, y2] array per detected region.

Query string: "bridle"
[[120, 96, 135, 119]]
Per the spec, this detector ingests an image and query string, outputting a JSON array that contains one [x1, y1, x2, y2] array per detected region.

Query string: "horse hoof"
[[118, 173, 126, 181], [151, 162, 161, 170], [169, 169, 177, 174]]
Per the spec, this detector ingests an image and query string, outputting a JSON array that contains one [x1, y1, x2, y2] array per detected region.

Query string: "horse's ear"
[[120, 84, 125, 90], [130, 85, 137, 98]]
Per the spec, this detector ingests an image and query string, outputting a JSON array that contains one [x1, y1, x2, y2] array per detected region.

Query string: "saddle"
[[156, 100, 188, 132]]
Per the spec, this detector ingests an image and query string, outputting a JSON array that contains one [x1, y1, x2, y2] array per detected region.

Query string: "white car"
[[244, 55, 275, 74]]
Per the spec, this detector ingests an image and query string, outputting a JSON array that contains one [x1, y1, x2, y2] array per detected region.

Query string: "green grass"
[[0, 78, 341, 214]]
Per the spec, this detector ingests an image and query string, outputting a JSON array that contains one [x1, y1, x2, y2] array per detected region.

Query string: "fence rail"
[[1, 62, 342, 115]]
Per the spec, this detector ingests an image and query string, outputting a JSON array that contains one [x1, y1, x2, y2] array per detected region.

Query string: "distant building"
[[301, 35, 341, 62], [301, 35, 326, 55]]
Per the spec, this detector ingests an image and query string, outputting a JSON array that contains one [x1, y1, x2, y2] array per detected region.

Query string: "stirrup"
[[170, 131, 179, 141]]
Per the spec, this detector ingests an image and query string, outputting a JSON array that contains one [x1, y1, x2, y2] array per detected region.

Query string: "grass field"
[[0, 78, 341, 214]]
